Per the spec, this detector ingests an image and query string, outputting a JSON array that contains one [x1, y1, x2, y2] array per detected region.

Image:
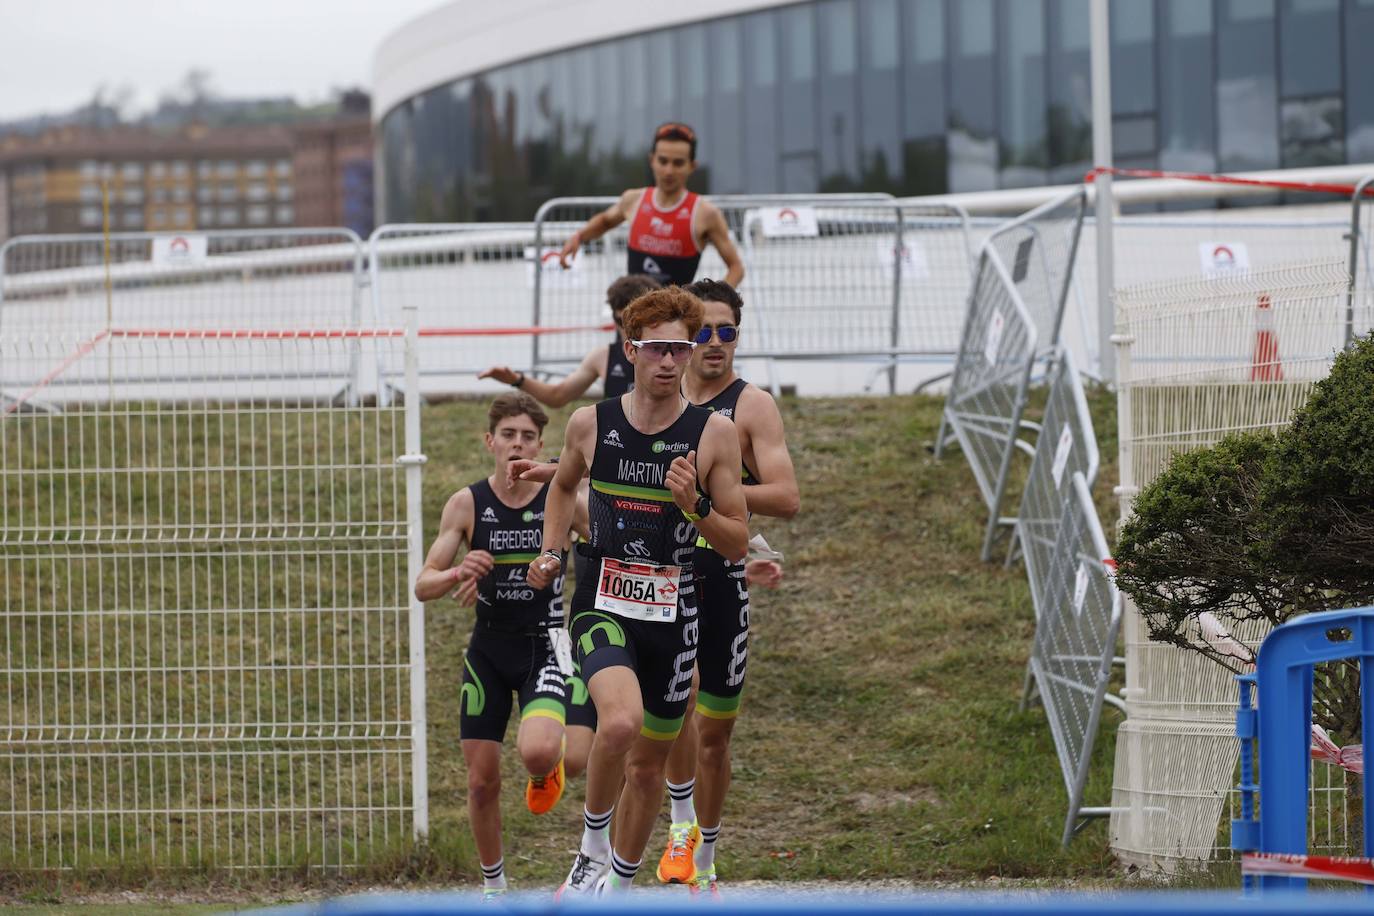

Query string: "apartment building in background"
[[0, 110, 375, 243], [293, 117, 374, 237]]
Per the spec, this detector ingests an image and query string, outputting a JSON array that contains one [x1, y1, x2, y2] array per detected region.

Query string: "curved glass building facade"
[[378, 0, 1374, 223]]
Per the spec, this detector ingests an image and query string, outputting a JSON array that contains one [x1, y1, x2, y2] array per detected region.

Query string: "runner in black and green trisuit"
[[526, 286, 749, 898], [654, 279, 800, 898], [413, 392, 592, 901]]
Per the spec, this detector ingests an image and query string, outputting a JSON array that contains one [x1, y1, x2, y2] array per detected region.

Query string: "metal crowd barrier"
[[933, 245, 1039, 561], [980, 188, 1086, 355], [366, 223, 549, 397], [935, 188, 1087, 561], [530, 194, 973, 393], [1008, 348, 1099, 586], [1026, 470, 1123, 846]]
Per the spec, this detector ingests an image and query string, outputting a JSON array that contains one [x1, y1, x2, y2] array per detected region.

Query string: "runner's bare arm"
[[701, 201, 744, 287], [669, 414, 748, 562], [478, 347, 606, 407], [572, 486, 591, 542], [415, 489, 491, 601], [527, 406, 594, 587], [558, 190, 637, 267], [738, 385, 800, 519]]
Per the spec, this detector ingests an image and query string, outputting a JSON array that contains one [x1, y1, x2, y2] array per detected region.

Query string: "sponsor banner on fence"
[[755, 206, 819, 238], [1199, 241, 1251, 277], [152, 235, 207, 265]]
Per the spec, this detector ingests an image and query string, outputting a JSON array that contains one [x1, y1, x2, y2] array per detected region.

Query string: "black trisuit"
[[692, 378, 759, 721], [458, 479, 593, 741], [569, 397, 709, 741], [604, 336, 635, 398], [570, 335, 638, 613]]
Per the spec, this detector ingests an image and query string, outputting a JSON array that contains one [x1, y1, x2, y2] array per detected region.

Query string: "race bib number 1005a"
[[594, 557, 681, 623]]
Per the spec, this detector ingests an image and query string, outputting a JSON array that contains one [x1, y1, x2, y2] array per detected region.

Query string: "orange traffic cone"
[[1251, 293, 1283, 382]]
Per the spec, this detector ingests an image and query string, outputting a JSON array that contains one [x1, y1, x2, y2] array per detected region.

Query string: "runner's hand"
[[666, 450, 698, 513], [745, 559, 783, 590], [558, 234, 580, 269], [454, 549, 494, 584], [451, 575, 479, 606], [478, 366, 519, 385], [526, 553, 560, 590], [507, 458, 557, 487]]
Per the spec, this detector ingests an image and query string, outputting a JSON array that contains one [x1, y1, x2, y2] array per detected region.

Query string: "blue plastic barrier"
[[246, 890, 1374, 914], [1232, 607, 1374, 891]]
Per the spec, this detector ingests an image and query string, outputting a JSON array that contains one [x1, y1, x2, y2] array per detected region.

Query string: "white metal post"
[[1090, 0, 1116, 383], [400, 290, 430, 840]]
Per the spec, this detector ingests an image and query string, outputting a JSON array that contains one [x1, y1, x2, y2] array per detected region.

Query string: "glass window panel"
[[860, 0, 902, 190], [1000, 0, 1048, 187], [650, 30, 679, 106], [1110, 0, 1155, 115], [1349, 0, 1374, 161], [901, 0, 947, 194], [1282, 96, 1344, 166], [780, 5, 818, 156], [948, 0, 997, 191], [747, 13, 777, 88], [682, 24, 707, 100], [1279, 0, 1340, 97], [707, 18, 745, 193], [1159, 0, 1216, 172], [821, 0, 858, 75], [744, 11, 780, 191], [866, 0, 899, 70], [594, 42, 625, 159], [1217, 0, 1280, 170], [819, 0, 859, 189], [784, 5, 815, 81]]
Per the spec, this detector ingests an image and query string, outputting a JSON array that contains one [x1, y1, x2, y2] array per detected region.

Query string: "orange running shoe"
[[525, 758, 564, 814], [655, 820, 700, 884]]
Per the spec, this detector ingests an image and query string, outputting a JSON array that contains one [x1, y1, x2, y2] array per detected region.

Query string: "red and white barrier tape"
[[1311, 724, 1364, 775], [1085, 166, 1374, 198], [1243, 852, 1374, 884], [103, 323, 614, 340]]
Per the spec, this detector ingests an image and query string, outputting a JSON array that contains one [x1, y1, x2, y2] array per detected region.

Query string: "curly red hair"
[[620, 286, 704, 341]]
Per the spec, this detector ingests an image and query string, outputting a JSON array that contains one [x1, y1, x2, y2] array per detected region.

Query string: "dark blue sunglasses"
[[694, 325, 738, 344]]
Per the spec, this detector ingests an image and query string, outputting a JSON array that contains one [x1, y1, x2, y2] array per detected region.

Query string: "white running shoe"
[[556, 851, 609, 900]]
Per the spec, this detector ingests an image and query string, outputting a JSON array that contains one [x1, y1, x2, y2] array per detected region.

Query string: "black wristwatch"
[[685, 494, 712, 522]]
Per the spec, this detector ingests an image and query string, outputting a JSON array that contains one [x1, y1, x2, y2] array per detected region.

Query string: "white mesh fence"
[[0, 329, 418, 870], [0, 231, 370, 404], [1108, 259, 1352, 870]]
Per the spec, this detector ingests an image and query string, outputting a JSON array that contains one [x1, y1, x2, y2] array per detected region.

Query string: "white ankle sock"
[[667, 778, 696, 824], [582, 806, 612, 858], [695, 823, 720, 871]]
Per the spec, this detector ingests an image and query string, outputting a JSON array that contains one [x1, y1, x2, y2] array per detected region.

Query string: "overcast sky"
[[0, 0, 445, 121]]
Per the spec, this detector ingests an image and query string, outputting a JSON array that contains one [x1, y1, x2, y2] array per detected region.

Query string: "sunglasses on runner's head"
[[631, 339, 697, 362], [655, 122, 696, 142], [694, 324, 738, 345]]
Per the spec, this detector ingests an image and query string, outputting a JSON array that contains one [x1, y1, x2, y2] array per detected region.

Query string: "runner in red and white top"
[[558, 123, 744, 289]]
